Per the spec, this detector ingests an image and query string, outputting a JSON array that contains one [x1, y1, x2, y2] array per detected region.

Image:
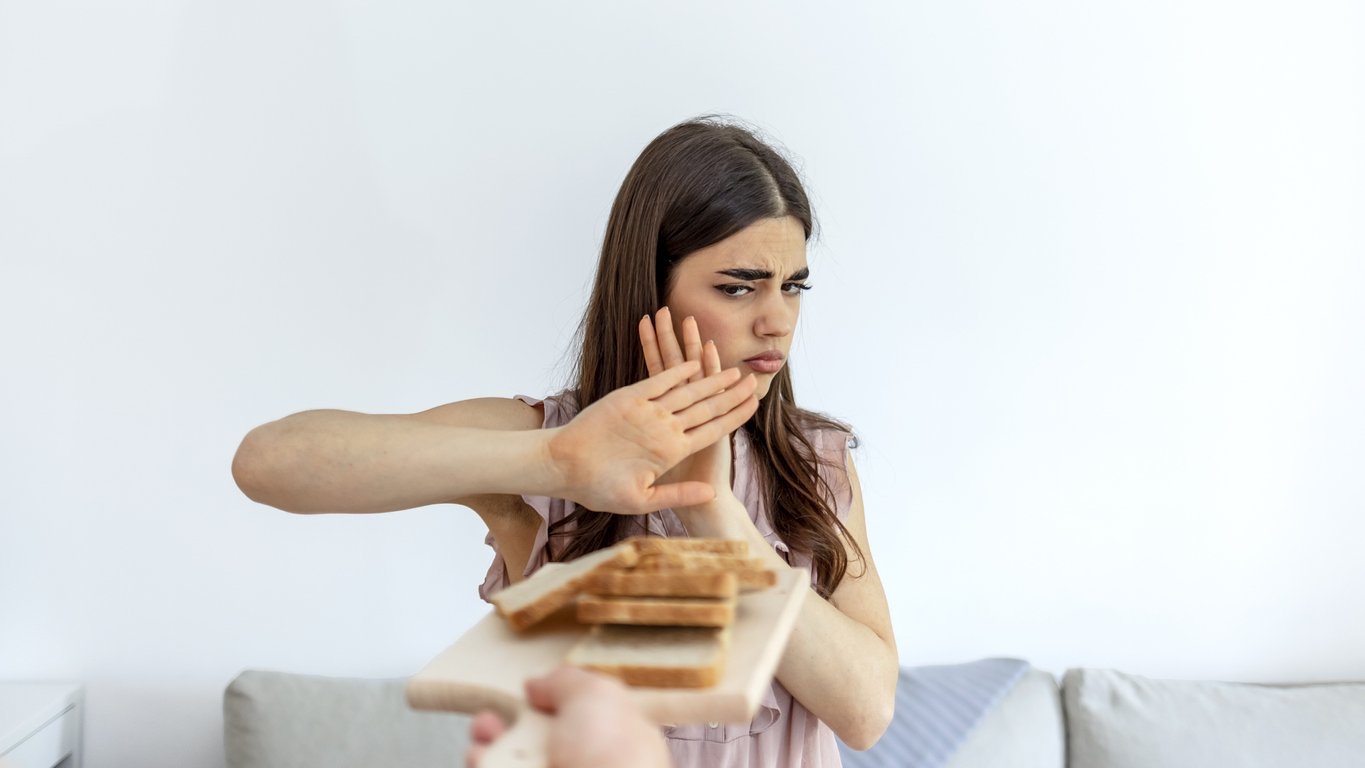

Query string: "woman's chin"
[[755, 379, 774, 401]]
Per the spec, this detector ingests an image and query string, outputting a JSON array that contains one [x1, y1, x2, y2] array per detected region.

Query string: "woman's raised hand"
[[637, 308, 746, 512], [544, 356, 757, 515]]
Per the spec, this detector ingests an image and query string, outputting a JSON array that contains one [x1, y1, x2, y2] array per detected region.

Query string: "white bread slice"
[[622, 536, 749, 557], [576, 594, 736, 627], [588, 570, 738, 599], [490, 543, 639, 631], [566, 625, 730, 688]]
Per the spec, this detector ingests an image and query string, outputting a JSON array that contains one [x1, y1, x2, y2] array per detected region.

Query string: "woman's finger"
[[681, 316, 704, 383], [673, 371, 758, 430], [638, 315, 664, 378], [654, 367, 743, 413], [703, 340, 721, 378], [654, 307, 686, 370], [644, 479, 716, 511], [633, 359, 702, 399], [684, 386, 759, 450]]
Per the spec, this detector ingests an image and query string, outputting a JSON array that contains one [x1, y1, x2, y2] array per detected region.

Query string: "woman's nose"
[[754, 293, 795, 338]]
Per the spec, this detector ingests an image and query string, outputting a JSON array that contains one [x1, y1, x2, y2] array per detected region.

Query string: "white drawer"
[[0, 706, 77, 768]]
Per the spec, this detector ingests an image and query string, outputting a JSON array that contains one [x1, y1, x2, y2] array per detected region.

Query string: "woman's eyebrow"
[[716, 266, 811, 281]]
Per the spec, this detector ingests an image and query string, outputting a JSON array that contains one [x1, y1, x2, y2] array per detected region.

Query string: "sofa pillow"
[[1064, 668, 1365, 768], [839, 658, 1046, 768], [946, 669, 1066, 768], [224, 670, 470, 768]]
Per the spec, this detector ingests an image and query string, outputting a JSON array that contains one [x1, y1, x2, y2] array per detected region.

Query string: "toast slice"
[[566, 624, 730, 688], [630, 553, 778, 591], [622, 536, 749, 557], [576, 594, 736, 628], [588, 569, 739, 599], [490, 543, 639, 631]]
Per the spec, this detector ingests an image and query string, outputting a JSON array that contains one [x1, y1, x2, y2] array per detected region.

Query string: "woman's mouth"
[[743, 351, 785, 374]]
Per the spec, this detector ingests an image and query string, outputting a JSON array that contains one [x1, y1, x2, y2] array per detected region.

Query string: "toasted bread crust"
[[576, 662, 722, 688], [588, 570, 739, 598], [734, 569, 778, 591], [494, 537, 776, 688], [634, 552, 757, 569], [502, 581, 579, 631], [491, 543, 640, 631], [622, 536, 749, 557], [628, 553, 777, 591], [567, 625, 730, 689], [576, 594, 736, 627]]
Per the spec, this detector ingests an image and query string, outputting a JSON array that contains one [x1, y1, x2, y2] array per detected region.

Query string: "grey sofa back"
[[1062, 668, 1365, 768], [223, 667, 1365, 768], [224, 670, 470, 768]]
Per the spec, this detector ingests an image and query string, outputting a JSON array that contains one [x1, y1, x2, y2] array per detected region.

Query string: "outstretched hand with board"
[[408, 537, 809, 768]]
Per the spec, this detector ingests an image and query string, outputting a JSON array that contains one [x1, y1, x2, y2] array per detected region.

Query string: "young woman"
[[233, 117, 896, 766]]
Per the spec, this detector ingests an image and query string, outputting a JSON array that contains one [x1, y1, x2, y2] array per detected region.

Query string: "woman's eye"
[[782, 282, 813, 295], [717, 284, 753, 296]]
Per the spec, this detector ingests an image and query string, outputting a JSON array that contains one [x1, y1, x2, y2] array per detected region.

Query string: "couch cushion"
[[1064, 668, 1365, 768], [946, 669, 1065, 768], [224, 670, 470, 768], [840, 659, 1059, 768]]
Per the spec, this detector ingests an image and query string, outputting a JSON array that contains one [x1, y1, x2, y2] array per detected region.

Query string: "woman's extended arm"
[[231, 361, 759, 516]]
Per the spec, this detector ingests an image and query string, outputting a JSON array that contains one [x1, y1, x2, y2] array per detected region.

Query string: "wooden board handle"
[[479, 708, 552, 768]]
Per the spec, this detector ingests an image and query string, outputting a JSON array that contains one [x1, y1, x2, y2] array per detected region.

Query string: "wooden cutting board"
[[407, 564, 809, 767]]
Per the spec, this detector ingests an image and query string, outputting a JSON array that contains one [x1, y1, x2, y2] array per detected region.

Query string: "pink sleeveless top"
[[479, 392, 855, 768]]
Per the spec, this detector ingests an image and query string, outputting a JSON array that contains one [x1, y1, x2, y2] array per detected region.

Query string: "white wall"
[[2, 1, 1362, 765]]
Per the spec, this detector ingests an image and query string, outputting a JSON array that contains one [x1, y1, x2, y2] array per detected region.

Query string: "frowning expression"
[[663, 216, 810, 399]]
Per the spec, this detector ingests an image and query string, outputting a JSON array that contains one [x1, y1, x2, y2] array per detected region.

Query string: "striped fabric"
[[838, 658, 1031, 768]]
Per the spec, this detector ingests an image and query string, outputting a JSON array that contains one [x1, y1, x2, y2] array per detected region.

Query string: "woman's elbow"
[[840, 683, 896, 751], [232, 425, 291, 509]]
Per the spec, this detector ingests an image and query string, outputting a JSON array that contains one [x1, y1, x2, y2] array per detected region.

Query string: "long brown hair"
[[549, 117, 862, 598]]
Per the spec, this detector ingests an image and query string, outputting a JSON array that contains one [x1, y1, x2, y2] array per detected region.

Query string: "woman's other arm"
[[679, 453, 898, 750], [771, 454, 897, 749], [634, 312, 897, 748]]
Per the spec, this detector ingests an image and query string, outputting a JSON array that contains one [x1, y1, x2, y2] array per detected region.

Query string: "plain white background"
[[2, 1, 1362, 765]]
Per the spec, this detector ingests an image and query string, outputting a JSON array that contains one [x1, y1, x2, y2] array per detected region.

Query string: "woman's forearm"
[[771, 581, 898, 749], [232, 410, 559, 513]]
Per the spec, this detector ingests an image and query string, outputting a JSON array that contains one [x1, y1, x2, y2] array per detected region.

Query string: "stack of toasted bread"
[[489, 536, 776, 688]]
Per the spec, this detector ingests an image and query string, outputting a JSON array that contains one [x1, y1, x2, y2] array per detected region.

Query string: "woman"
[[233, 117, 896, 766]]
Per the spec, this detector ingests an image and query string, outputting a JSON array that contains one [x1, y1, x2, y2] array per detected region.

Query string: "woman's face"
[[663, 215, 810, 400]]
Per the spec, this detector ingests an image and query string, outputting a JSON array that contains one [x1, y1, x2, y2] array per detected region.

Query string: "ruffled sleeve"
[[744, 425, 856, 563], [813, 426, 856, 523], [477, 392, 577, 604]]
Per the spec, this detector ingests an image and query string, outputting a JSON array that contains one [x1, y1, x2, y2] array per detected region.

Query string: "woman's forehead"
[[680, 217, 808, 275]]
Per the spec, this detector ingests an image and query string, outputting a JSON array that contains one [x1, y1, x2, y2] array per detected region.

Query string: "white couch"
[[223, 666, 1365, 767]]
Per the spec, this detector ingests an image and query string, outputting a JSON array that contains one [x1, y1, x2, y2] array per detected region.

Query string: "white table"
[[0, 684, 82, 768]]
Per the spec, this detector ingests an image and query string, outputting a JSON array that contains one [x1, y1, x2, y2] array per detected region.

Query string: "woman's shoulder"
[[793, 410, 857, 514], [407, 396, 546, 431], [408, 390, 582, 433], [512, 391, 580, 428], [793, 410, 857, 459]]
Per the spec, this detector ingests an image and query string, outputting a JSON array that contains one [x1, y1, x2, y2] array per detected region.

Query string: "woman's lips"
[[744, 353, 785, 374]]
